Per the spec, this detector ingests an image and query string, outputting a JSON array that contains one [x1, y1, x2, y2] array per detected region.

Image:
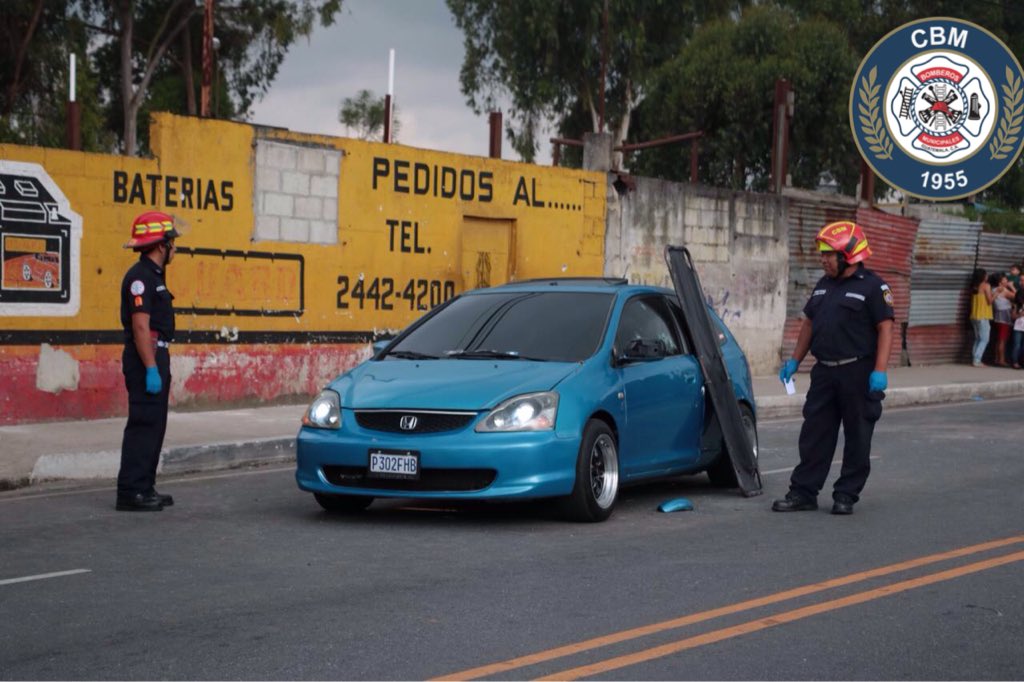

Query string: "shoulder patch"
[[883, 285, 894, 306], [130, 280, 145, 296]]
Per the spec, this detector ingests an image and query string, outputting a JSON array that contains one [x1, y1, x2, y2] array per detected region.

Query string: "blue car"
[[296, 278, 758, 522]]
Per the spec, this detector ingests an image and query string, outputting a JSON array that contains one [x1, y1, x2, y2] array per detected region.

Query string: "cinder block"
[[256, 168, 280, 192], [280, 217, 310, 242], [262, 192, 293, 217], [262, 142, 297, 170], [324, 151, 341, 175], [310, 174, 338, 198], [295, 196, 323, 220], [281, 171, 310, 195], [299, 149, 326, 173], [309, 220, 337, 244], [254, 215, 280, 241], [322, 198, 337, 221]]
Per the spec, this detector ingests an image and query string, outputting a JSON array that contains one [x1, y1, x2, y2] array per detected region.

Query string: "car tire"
[[43, 271, 53, 288], [707, 403, 758, 488], [22, 264, 31, 281], [563, 419, 619, 522], [314, 492, 373, 513]]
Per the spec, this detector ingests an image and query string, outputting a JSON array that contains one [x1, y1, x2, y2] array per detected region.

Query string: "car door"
[[614, 295, 704, 479]]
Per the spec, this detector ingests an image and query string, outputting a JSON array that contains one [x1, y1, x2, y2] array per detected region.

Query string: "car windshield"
[[386, 291, 614, 362]]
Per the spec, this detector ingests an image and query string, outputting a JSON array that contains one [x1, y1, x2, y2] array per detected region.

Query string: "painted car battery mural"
[[0, 171, 73, 306]]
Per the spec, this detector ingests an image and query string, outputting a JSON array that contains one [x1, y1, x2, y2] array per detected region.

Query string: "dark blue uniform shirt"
[[120, 256, 175, 343], [803, 264, 895, 361]]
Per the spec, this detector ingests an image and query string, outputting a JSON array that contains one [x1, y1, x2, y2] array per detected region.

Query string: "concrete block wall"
[[253, 140, 340, 244], [604, 177, 789, 374]]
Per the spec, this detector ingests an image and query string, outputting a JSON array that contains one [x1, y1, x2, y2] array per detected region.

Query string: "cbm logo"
[[851, 18, 1024, 201]]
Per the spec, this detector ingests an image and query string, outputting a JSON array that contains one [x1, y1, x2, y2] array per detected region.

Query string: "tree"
[[0, 1, 110, 150], [85, 0, 345, 155], [631, 6, 859, 192], [446, 0, 734, 164], [1, 1, 344, 155], [339, 89, 399, 141]]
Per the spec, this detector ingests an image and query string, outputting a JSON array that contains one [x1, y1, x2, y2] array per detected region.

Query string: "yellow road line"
[[542, 549, 1024, 680], [433, 535, 1024, 680]]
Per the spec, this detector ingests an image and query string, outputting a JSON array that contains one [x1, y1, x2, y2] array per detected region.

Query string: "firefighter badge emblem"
[[851, 18, 1024, 200]]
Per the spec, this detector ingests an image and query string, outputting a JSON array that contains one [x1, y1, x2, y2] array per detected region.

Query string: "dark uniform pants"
[[790, 357, 883, 503], [116, 345, 170, 498]]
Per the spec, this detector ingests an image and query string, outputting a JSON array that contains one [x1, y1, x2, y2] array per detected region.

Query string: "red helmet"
[[816, 221, 871, 265], [124, 211, 180, 251]]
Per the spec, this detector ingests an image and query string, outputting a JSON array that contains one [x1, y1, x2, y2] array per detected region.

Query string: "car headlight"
[[302, 389, 341, 429], [476, 392, 558, 432]]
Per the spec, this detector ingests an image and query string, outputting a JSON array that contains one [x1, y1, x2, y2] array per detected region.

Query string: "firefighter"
[[773, 221, 895, 515], [115, 211, 180, 511]]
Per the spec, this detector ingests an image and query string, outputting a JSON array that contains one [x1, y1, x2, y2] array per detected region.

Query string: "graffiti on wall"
[[0, 162, 81, 316]]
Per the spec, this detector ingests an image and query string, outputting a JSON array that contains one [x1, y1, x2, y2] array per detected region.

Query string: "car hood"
[[333, 360, 580, 410]]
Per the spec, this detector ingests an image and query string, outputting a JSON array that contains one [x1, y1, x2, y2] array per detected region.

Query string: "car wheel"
[[22, 263, 31, 281], [707, 403, 758, 487], [314, 492, 373, 513], [563, 419, 619, 522], [43, 271, 54, 288]]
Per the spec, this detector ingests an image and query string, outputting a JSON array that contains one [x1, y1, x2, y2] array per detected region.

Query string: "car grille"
[[354, 410, 477, 433], [322, 465, 496, 492]]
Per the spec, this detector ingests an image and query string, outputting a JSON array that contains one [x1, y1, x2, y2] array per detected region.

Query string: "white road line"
[[0, 569, 91, 586]]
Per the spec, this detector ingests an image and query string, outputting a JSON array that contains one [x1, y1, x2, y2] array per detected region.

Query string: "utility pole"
[[200, 0, 214, 117]]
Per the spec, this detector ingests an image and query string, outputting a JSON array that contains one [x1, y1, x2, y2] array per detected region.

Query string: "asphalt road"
[[2, 398, 1023, 680]]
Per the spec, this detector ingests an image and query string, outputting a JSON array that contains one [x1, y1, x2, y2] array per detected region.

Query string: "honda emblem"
[[399, 415, 418, 431]]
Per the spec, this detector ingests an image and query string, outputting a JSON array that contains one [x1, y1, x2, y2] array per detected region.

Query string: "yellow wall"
[[1, 113, 606, 341]]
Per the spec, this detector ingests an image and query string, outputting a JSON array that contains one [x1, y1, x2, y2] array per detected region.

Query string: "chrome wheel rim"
[[589, 433, 619, 509], [744, 414, 759, 460]]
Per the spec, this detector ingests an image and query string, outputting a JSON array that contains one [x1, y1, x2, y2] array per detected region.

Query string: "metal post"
[[859, 158, 875, 206], [200, 0, 214, 117], [770, 78, 792, 193], [66, 53, 80, 150], [384, 49, 395, 143], [488, 111, 502, 158], [690, 137, 699, 183], [552, 142, 561, 166]]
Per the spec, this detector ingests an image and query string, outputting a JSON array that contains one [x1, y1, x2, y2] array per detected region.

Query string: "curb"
[[755, 380, 1024, 419], [29, 437, 296, 484]]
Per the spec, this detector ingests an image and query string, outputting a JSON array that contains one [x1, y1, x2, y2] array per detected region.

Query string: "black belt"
[[817, 356, 864, 367]]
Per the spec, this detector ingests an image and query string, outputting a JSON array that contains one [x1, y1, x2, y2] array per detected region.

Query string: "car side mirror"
[[616, 338, 666, 365], [372, 339, 390, 355]]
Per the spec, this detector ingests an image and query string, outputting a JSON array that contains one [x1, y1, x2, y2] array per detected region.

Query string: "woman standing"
[[991, 272, 1015, 366], [969, 268, 995, 367]]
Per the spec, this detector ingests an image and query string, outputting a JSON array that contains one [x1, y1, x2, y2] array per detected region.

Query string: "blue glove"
[[779, 358, 800, 383], [145, 366, 162, 395], [869, 370, 887, 393]]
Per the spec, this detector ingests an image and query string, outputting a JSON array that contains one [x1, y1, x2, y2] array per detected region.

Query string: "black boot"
[[115, 492, 163, 512], [771, 492, 818, 512]]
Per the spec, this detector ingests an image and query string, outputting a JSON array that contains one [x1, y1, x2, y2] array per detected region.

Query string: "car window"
[[665, 296, 726, 349], [614, 296, 681, 357], [388, 291, 614, 362]]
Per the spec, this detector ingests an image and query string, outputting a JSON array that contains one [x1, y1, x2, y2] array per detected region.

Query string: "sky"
[[249, 0, 508, 160]]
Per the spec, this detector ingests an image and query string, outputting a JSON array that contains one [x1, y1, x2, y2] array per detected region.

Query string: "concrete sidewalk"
[[2, 363, 1023, 489]]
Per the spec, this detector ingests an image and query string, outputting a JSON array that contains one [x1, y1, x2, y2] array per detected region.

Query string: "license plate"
[[368, 449, 420, 479]]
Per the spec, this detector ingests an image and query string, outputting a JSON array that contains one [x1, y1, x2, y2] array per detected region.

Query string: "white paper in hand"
[[784, 378, 796, 395]]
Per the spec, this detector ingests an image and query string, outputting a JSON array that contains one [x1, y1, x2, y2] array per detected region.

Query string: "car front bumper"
[[295, 425, 581, 500]]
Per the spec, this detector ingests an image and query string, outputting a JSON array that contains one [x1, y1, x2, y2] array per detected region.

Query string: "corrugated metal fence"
[[905, 214, 981, 364], [976, 232, 1024, 276], [780, 191, 911, 371]]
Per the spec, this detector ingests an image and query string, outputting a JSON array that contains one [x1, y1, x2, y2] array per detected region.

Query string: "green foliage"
[[447, 0, 732, 162], [339, 89, 398, 142], [631, 6, 859, 191], [1, 0, 342, 155]]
